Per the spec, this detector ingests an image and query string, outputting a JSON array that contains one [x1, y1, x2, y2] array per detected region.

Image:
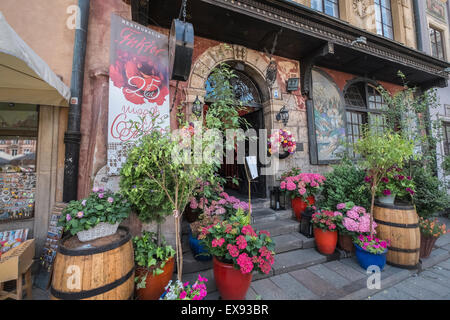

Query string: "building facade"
[[0, 0, 75, 254], [66, 0, 450, 245], [415, 0, 450, 190]]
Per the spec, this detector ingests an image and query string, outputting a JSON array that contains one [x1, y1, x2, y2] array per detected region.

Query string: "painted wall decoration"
[[427, 0, 447, 22], [108, 14, 170, 175], [312, 69, 346, 162]]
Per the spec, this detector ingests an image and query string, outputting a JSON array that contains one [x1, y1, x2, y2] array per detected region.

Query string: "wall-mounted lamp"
[[287, 78, 299, 92], [351, 36, 367, 46], [276, 105, 289, 126], [192, 96, 203, 117]]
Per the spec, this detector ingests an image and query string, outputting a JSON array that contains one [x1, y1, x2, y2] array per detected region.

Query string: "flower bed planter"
[[419, 235, 438, 259], [135, 256, 175, 300], [213, 256, 252, 300], [77, 222, 119, 242], [354, 243, 387, 271], [314, 228, 337, 255]]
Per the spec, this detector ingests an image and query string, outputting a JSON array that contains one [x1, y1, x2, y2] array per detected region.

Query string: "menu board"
[[0, 172, 35, 222]]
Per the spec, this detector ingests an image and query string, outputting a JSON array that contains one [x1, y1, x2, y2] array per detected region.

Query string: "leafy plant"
[[376, 166, 415, 200], [311, 210, 338, 232], [411, 165, 449, 218], [199, 209, 275, 275], [121, 128, 218, 281], [133, 231, 175, 289], [58, 188, 131, 236], [442, 154, 450, 176], [160, 275, 209, 300], [354, 127, 415, 236], [319, 159, 370, 211], [419, 217, 447, 238], [353, 234, 390, 254], [279, 173, 326, 199]]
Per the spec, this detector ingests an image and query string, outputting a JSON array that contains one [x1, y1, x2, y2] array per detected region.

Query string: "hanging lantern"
[[299, 206, 315, 238], [192, 96, 203, 117], [276, 105, 289, 126]]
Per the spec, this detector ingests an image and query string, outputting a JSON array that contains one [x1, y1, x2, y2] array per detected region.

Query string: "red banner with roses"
[[108, 14, 170, 175]]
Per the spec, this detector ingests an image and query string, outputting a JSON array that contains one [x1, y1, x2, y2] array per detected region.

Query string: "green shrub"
[[411, 165, 449, 218], [319, 159, 370, 211]]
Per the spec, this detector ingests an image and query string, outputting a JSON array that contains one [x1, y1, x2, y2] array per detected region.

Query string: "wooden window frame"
[[374, 0, 394, 40], [429, 26, 445, 60], [312, 0, 340, 18]]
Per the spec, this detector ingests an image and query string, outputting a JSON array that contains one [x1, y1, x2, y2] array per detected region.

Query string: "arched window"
[[344, 82, 388, 155], [205, 69, 262, 108]]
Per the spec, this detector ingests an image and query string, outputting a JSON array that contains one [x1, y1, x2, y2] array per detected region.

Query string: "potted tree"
[[419, 217, 447, 259], [353, 127, 415, 268], [134, 231, 175, 300], [58, 188, 131, 242], [199, 209, 275, 300], [280, 173, 326, 221], [311, 210, 338, 255]]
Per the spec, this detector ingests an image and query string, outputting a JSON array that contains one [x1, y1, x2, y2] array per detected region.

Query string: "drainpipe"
[[63, 0, 90, 202], [412, 0, 423, 52]]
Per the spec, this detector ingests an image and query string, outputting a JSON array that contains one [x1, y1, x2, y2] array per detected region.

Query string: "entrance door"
[[238, 108, 266, 198]]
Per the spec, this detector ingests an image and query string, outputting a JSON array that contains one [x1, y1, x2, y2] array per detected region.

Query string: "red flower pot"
[[135, 257, 175, 300], [213, 256, 252, 300], [314, 228, 338, 255], [420, 235, 438, 259], [292, 196, 315, 221]]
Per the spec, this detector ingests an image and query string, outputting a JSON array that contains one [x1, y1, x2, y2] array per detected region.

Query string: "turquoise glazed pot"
[[188, 227, 212, 261], [354, 243, 387, 271]]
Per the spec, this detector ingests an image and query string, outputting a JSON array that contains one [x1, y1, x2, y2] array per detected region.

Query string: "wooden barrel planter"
[[50, 226, 135, 300], [373, 202, 420, 269]]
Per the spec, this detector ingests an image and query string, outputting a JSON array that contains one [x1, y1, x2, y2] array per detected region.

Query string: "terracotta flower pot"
[[337, 234, 355, 253], [420, 234, 438, 259], [135, 256, 175, 300], [314, 228, 337, 255], [292, 196, 315, 221], [213, 256, 252, 300]]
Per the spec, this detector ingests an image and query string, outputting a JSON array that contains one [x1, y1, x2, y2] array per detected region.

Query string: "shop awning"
[[0, 12, 70, 107]]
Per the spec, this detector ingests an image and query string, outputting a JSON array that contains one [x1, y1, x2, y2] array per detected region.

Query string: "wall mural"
[[427, 0, 447, 22], [312, 69, 346, 162]]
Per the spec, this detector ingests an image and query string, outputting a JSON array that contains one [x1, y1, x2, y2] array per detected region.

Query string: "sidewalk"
[[30, 217, 450, 301]]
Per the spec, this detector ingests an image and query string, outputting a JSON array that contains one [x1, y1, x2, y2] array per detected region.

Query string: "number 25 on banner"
[[125, 76, 161, 100]]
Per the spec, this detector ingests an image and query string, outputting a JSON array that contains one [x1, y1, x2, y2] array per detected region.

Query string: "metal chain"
[[179, 0, 187, 21]]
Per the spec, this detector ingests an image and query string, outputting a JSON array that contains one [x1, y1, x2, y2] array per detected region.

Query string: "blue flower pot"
[[188, 227, 212, 261], [354, 243, 387, 271]]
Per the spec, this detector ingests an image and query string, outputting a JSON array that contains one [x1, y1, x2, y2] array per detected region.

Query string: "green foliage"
[[318, 160, 370, 211], [411, 165, 450, 218], [119, 132, 174, 223], [377, 71, 441, 168], [133, 231, 175, 289], [204, 62, 249, 148], [58, 189, 131, 236], [442, 154, 450, 176], [199, 209, 275, 275]]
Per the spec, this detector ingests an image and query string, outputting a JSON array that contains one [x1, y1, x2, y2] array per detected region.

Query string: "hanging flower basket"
[[268, 129, 296, 159]]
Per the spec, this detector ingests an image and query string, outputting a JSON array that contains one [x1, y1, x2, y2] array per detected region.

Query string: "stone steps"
[[252, 218, 300, 237]]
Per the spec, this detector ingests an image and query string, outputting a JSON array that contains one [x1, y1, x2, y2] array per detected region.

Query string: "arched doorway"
[[204, 61, 267, 198]]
